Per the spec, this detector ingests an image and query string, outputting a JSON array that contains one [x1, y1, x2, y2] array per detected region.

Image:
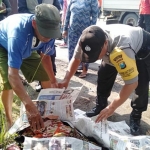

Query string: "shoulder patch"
[[110, 47, 138, 81]]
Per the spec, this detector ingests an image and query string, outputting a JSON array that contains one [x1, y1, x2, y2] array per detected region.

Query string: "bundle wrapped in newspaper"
[[20, 116, 73, 138], [11, 115, 104, 150], [18, 115, 97, 144]]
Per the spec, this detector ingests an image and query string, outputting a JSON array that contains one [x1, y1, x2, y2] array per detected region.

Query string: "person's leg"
[[59, 25, 68, 48], [86, 61, 117, 117], [0, 47, 14, 129], [64, 34, 68, 45], [1, 90, 13, 129], [130, 30, 150, 135], [51, 53, 56, 75], [77, 63, 83, 70], [68, 29, 79, 61], [130, 58, 149, 135], [144, 14, 150, 33], [79, 63, 89, 78], [98, 7, 102, 19], [137, 14, 145, 29]]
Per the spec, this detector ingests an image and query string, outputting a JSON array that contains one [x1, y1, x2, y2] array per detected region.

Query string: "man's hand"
[[95, 82, 138, 123], [51, 81, 58, 88], [95, 105, 115, 123], [25, 102, 44, 131], [58, 79, 69, 89]]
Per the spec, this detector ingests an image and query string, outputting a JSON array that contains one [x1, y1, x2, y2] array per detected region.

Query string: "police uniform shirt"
[[73, 24, 143, 84]]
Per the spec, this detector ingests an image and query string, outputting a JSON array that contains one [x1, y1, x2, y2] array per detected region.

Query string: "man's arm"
[[58, 58, 81, 88], [18, 0, 31, 13], [96, 81, 138, 122], [8, 67, 44, 130], [110, 82, 138, 109]]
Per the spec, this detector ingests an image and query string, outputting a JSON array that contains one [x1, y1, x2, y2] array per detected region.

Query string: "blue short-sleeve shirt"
[[0, 14, 55, 69]]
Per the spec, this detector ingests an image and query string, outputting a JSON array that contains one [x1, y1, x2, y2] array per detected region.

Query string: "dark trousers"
[[97, 61, 117, 99], [131, 30, 150, 112], [138, 14, 145, 29], [97, 30, 150, 113], [138, 14, 150, 33], [51, 50, 56, 75], [131, 58, 149, 112]]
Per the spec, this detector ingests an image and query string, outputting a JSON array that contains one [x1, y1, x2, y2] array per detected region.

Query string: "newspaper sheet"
[[60, 87, 82, 102], [72, 111, 150, 150], [17, 98, 75, 134], [37, 87, 82, 102], [23, 137, 102, 150], [107, 130, 150, 150], [37, 88, 65, 100], [8, 117, 30, 135], [32, 99, 75, 121], [74, 109, 86, 119], [71, 116, 108, 146]]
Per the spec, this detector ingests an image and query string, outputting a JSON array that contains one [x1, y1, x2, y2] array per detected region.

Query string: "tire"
[[123, 13, 138, 26]]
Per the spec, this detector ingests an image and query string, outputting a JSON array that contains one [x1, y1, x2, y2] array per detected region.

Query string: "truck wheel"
[[123, 13, 138, 26]]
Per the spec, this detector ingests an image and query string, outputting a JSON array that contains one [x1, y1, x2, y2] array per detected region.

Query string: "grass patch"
[[0, 94, 21, 149]]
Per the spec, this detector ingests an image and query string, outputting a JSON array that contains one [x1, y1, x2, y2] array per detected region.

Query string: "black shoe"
[[86, 96, 108, 117], [35, 82, 43, 92], [130, 110, 141, 136], [86, 107, 101, 117], [86, 103, 108, 117]]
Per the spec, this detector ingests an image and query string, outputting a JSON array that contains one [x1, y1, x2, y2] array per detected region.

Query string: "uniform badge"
[[85, 45, 91, 51]]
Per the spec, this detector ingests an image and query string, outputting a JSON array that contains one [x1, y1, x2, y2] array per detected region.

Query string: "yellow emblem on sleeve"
[[110, 47, 138, 81]]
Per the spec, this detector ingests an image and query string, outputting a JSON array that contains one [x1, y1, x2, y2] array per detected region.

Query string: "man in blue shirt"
[[0, 4, 61, 130], [18, 0, 61, 92]]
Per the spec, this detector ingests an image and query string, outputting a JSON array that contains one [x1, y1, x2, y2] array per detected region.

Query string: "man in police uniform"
[[58, 24, 150, 135]]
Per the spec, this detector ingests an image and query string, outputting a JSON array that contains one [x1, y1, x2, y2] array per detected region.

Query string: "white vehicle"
[[102, 0, 140, 26]]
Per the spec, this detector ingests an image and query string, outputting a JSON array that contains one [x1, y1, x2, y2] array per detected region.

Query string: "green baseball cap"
[[35, 4, 61, 38]]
